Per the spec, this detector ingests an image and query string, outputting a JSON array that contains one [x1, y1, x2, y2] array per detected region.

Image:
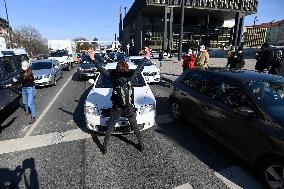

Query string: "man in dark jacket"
[[94, 49, 150, 154], [235, 46, 245, 69], [255, 43, 274, 72]]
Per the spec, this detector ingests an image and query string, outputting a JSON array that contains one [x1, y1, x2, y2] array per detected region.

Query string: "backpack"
[[111, 80, 134, 107]]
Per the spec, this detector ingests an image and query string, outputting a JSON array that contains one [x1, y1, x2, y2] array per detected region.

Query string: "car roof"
[[2, 48, 27, 56], [199, 68, 284, 83], [104, 62, 137, 70], [129, 56, 144, 60]]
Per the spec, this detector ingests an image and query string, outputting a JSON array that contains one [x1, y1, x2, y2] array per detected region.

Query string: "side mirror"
[[88, 79, 95, 85], [235, 107, 255, 117]]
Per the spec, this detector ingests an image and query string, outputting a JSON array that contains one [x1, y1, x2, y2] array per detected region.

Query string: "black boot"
[[29, 117, 35, 124]]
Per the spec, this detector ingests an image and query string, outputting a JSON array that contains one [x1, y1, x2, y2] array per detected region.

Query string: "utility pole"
[[253, 16, 258, 28], [178, 0, 184, 62], [4, 0, 13, 48]]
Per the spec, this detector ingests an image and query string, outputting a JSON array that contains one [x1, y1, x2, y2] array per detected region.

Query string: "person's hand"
[[13, 78, 18, 82]]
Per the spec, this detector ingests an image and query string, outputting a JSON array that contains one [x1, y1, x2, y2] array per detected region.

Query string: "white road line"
[[214, 165, 264, 189], [0, 129, 92, 155], [24, 75, 73, 138], [173, 183, 193, 189]]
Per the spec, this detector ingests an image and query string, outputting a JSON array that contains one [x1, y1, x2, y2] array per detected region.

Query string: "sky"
[[0, 0, 283, 41]]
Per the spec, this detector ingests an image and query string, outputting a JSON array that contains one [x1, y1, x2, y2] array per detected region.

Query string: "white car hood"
[[143, 65, 160, 73], [85, 86, 155, 109]]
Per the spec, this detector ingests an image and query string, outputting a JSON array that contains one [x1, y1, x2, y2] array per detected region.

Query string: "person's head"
[[200, 45, 206, 52], [237, 46, 243, 51], [21, 61, 29, 71], [116, 60, 129, 73], [262, 42, 269, 49], [188, 49, 193, 55], [230, 46, 235, 51]]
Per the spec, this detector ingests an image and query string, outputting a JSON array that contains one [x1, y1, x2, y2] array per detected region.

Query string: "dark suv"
[[169, 68, 284, 189], [0, 52, 21, 110]]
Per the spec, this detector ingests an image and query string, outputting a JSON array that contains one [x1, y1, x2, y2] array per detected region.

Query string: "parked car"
[[129, 56, 160, 83], [0, 51, 21, 110], [169, 68, 284, 189], [85, 62, 156, 134], [36, 54, 49, 60], [77, 58, 98, 80], [32, 59, 62, 87]]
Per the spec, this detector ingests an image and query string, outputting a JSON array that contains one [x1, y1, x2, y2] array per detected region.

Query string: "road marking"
[[24, 75, 73, 138], [173, 183, 193, 189], [214, 165, 264, 189], [0, 129, 92, 155]]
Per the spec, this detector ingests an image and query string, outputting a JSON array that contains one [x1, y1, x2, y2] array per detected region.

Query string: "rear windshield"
[[32, 62, 52, 70], [131, 59, 154, 66], [95, 70, 146, 88]]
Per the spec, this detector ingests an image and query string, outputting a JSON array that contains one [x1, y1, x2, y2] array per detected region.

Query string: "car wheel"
[[260, 157, 284, 189], [170, 100, 183, 121]]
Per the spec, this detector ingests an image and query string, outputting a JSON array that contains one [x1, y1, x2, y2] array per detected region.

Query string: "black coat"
[[235, 51, 245, 69], [255, 49, 274, 71]]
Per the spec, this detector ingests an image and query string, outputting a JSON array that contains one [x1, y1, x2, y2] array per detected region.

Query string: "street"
[[0, 66, 265, 189]]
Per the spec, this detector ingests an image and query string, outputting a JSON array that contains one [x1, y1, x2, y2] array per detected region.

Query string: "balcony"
[[146, 0, 258, 12]]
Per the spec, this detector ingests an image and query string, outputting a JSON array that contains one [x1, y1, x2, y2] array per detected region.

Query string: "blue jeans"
[[22, 87, 36, 118]]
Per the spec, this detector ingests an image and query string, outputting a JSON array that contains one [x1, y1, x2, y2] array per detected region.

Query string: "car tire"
[[259, 156, 284, 189], [169, 100, 183, 121]]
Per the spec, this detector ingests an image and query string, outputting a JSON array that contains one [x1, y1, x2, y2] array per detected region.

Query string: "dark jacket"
[[255, 48, 274, 71], [95, 59, 146, 107], [269, 54, 284, 75], [235, 51, 245, 69], [19, 70, 35, 87]]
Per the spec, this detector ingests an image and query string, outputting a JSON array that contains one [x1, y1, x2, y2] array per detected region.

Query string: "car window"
[[96, 71, 146, 88], [32, 62, 52, 70], [0, 60, 7, 80], [2, 56, 15, 74], [181, 72, 210, 92]]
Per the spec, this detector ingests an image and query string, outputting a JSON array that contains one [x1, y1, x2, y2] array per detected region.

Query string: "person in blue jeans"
[[14, 61, 37, 124]]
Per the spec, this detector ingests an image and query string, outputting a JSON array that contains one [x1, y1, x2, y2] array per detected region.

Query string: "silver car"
[[32, 59, 62, 87]]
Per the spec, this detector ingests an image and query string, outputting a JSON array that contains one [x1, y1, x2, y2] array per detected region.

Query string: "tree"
[[12, 25, 48, 57]]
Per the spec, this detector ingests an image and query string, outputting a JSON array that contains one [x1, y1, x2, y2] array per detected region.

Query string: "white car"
[[129, 56, 161, 83], [85, 62, 156, 134]]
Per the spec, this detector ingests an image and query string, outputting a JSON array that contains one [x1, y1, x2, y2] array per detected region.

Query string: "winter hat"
[[200, 45, 206, 51], [21, 61, 29, 71]]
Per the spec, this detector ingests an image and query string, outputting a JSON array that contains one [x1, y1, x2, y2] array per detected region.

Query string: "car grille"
[[143, 72, 157, 76], [96, 124, 144, 133], [83, 68, 97, 73], [101, 108, 127, 117], [34, 76, 43, 80]]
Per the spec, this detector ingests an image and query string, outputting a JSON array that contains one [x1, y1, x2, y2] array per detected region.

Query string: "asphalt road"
[[0, 66, 265, 189]]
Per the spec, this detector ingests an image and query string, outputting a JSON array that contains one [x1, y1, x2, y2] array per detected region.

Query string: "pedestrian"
[[269, 50, 283, 75], [94, 48, 150, 154], [255, 43, 274, 72], [226, 46, 236, 68], [196, 45, 209, 69], [235, 46, 245, 69], [158, 49, 164, 68], [182, 49, 196, 71], [13, 61, 36, 124]]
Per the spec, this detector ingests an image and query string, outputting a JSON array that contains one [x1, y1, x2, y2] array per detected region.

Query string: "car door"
[[0, 57, 20, 109], [178, 71, 212, 128], [200, 79, 265, 156]]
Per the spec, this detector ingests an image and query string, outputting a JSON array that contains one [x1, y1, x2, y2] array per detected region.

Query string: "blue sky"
[[0, 0, 283, 40]]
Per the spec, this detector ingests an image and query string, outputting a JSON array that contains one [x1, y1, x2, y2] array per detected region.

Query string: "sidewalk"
[[153, 58, 257, 83]]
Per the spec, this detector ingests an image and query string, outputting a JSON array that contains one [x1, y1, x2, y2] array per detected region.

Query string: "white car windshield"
[[95, 71, 146, 88], [131, 59, 154, 66]]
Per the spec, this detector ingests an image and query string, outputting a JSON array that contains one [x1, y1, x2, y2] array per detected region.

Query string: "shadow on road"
[[0, 158, 39, 189], [0, 99, 20, 132]]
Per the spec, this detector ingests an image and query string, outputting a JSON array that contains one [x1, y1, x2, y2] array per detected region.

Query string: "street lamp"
[[178, 0, 184, 62], [253, 16, 258, 28], [3, 0, 13, 48]]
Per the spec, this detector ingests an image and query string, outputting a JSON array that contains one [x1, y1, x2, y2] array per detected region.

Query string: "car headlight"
[[140, 104, 155, 115], [85, 106, 101, 116], [43, 74, 52, 78], [78, 67, 83, 71]]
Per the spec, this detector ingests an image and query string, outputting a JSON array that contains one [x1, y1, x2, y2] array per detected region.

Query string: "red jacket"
[[182, 54, 196, 69]]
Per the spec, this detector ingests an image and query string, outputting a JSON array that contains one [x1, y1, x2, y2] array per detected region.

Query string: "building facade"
[[245, 19, 284, 47], [0, 18, 11, 49], [122, 0, 258, 55]]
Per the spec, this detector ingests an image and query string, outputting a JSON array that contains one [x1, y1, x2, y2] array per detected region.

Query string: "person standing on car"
[[196, 45, 209, 69], [94, 48, 150, 154], [13, 61, 36, 124], [255, 43, 274, 72]]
